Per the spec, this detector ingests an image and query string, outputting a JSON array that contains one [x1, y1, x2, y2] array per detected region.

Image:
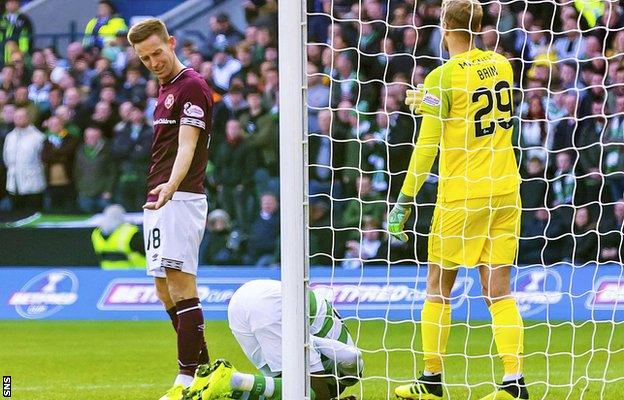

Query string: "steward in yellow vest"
[[92, 222, 146, 269], [83, 0, 127, 49]]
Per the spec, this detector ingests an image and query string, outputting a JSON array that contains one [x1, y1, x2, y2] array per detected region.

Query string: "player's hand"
[[405, 84, 425, 114], [388, 203, 411, 242], [143, 182, 176, 210]]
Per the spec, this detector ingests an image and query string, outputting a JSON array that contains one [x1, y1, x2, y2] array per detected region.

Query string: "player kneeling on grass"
[[183, 279, 363, 400]]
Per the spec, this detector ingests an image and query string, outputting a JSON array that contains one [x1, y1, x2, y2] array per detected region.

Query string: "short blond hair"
[[441, 0, 483, 35], [127, 18, 169, 46]]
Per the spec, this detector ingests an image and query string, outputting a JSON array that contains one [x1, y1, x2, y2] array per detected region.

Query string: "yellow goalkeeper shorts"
[[428, 192, 521, 267]]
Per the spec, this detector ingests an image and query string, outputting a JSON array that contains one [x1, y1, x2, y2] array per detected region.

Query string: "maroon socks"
[[167, 298, 209, 376]]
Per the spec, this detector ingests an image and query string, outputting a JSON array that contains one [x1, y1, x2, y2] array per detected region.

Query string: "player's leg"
[[478, 193, 527, 400], [478, 264, 527, 400], [422, 262, 457, 375], [395, 262, 457, 399], [166, 268, 204, 386], [158, 197, 209, 393]]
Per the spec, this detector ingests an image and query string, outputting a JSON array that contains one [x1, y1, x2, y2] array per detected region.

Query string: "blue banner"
[[0, 264, 623, 321]]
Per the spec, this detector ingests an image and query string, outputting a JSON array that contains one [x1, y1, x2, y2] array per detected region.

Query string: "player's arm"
[[143, 124, 200, 210], [388, 68, 447, 241]]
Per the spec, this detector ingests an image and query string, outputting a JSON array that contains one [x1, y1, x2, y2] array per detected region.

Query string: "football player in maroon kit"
[[127, 18, 212, 400]]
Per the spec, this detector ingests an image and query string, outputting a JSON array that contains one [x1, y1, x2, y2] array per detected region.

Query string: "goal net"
[[300, 0, 624, 399]]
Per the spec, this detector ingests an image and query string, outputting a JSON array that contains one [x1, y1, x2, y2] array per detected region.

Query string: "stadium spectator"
[[245, 192, 279, 266], [520, 96, 548, 166], [74, 125, 114, 213], [342, 216, 387, 269], [0, 103, 15, 206], [0, 0, 34, 66], [41, 115, 79, 212], [27, 68, 51, 113], [2, 107, 45, 212], [13, 85, 37, 123], [239, 86, 279, 190], [214, 119, 256, 230], [518, 208, 568, 265], [339, 175, 385, 238], [307, 62, 330, 133], [568, 207, 598, 264], [83, 0, 128, 49], [206, 12, 244, 56], [199, 209, 241, 265], [90, 100, 117, 138], [91, 204, 145, 268], [576, 100, 607, 209], [211, 50, 241, 93], [63, 87, 91, 130], [110, 106, 152, 212], [554, 18, 587, 61], [599, 199, 624, 262], [54, 105, 81, 138], [120, 67, 147, 105], [309, 197, 332, 265], [604, 95, 624, 202], [309, 109, 345, 197]]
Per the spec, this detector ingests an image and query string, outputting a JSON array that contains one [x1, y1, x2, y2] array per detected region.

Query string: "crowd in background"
[[0, 0, 623, 267], [305, 0, 624, 267]]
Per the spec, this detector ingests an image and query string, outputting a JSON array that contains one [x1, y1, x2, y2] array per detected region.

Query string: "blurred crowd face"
[[93, 101, 112, 121], [615, 202, 624, 220], [14, 87, 28, 104], [246, 92, 262, 112], [563, 94, 577, 116], [64, 87, 81, 107], [46, 116, 63, 134], [556, 152, 571, 172], [13, 108, 29, 128], [97, 2, 113, 18], [118, 101, 133, 121], [130, 107, 144, 124], [318, 109, 332, 134], [84, 127, 102, 146], [526, 158, 544, 176], [134, 34, 179, 84], [575, 207, 589, 227], [528, 97, 544, 118], [55, 105, 73, 122], [146, 80, 159, 98], [5, 0, 19, 14], [357, 175, 372, 196], [100, 87, 116, 103], [225, 119, 242, 141], [2, 104, 16, 124], [260, 194, 278, 215]]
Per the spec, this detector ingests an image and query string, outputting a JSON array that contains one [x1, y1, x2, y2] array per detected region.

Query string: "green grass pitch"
[[1, 320, 623, 399]]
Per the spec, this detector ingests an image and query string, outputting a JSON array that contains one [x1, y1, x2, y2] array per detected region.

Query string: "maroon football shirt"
[[147, 67, 212, 201]]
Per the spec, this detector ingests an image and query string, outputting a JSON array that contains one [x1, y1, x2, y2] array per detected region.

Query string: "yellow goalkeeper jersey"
[[402, 47, 520, 203]]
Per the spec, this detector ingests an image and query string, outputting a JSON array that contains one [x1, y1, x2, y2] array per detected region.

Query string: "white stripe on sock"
[[177, 305, 202, 315]]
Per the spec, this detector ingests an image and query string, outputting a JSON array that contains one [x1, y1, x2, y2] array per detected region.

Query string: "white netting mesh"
[[303, 0, 624, 399]]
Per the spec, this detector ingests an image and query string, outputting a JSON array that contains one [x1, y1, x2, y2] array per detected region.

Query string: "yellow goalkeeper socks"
[[421, 300, 451, 374], [489, 298, 524, 379]]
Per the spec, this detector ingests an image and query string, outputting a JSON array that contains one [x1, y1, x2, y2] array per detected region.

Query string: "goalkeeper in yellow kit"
[[390, 1, 528, 399]]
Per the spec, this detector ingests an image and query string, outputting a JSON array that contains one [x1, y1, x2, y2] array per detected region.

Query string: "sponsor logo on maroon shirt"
[[147, 68, 212, 201]]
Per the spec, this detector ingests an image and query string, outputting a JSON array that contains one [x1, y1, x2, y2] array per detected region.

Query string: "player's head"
[[128, 18, 178, 83], [440, 0, 483, 50]]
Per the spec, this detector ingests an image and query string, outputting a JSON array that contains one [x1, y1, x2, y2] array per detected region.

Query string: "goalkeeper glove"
[[388, 193, 413, 242], [405, 83, 425, 114]]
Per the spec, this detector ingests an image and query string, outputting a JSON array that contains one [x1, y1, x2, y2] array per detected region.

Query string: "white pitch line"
[[17, 383, 164, 391]]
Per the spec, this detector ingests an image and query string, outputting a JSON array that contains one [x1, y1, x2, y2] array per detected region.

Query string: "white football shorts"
[[227, 280, 326, 376], [143, 191, 207, 278]]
